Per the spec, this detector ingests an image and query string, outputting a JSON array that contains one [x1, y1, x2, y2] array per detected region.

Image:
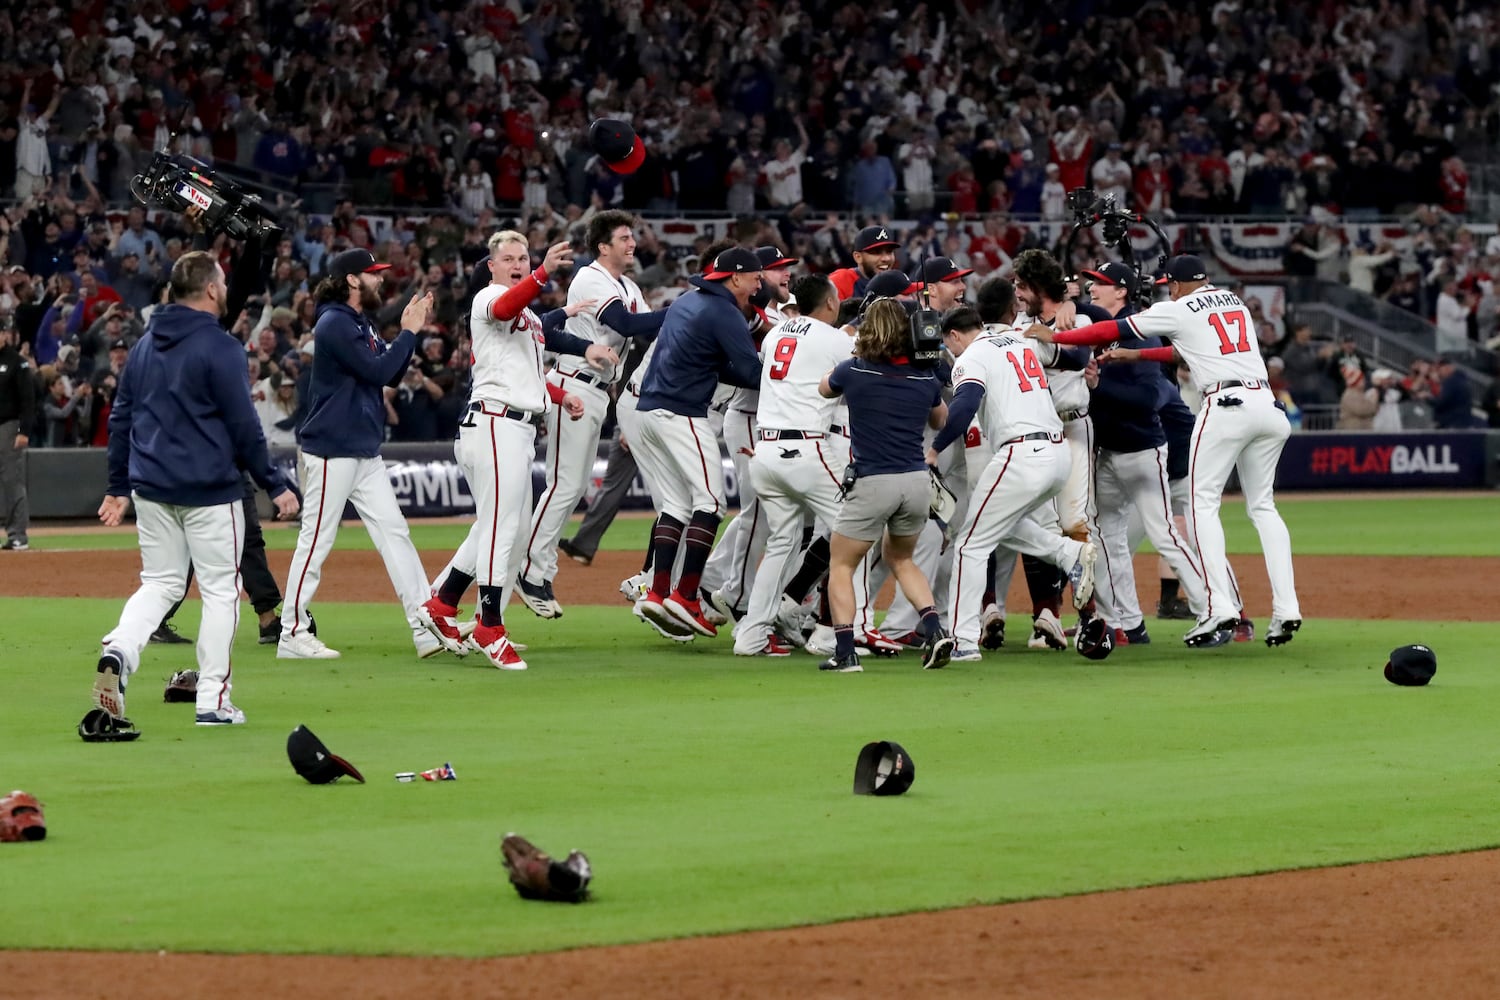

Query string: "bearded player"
[[829, 226, 899, 301]]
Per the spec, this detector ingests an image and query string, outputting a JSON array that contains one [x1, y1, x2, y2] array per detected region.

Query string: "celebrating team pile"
[[87, 206, 1303, 735], [423, 221, 1301, 671]]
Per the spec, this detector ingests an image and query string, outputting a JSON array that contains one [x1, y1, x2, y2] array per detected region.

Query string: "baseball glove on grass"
[[0, 790, 46, 842], [501, 833, 592, 903], [163, 670, 199, 703], [78, 708, 141, 742]]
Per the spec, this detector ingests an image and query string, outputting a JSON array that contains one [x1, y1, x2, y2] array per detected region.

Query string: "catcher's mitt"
[[501, 833, 592, 903], [0, 790, 46, 843], [78, 708, 141, 742], [164, 670, 199, 703]]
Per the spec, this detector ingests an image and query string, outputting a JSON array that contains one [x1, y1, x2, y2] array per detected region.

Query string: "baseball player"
[[1011, 249, 1098, 649], [928, 305, 1098, 660], [1044, 254, 1302, 647], [703, 245, 800, 623], [816, 298, 955, 673], [92, 251, 299, 729], [519, 211, 667, 619], [421, 235, 617, 670], [731, 274, 866, 657], [633, 246, 765, 638], [829, 226, 899, 301], [276, 249, 463, 660], [1075, 262, 1205, 643]]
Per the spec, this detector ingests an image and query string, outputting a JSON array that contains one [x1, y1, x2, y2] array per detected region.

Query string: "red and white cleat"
[[663, 592, 719, 638], [472, 623, 529, 671]]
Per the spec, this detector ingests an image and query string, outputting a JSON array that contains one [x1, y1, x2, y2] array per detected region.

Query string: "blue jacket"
[[298, 302, 416, 458], [1088, 304, 1166, 454], [639, 277, 761, 417], [107, 304, 289, 506], [1433, 370, 1475, 429]]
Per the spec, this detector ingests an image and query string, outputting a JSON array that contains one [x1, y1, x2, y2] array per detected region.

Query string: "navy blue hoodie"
[[638, 277, 761, 417], [107, 304, 289, 506], [298, 301, 417, 458]]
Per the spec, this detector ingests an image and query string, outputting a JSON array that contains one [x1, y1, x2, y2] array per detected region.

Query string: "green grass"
[[28, 493, 1500, 556], [4, 598, 1497, 957]]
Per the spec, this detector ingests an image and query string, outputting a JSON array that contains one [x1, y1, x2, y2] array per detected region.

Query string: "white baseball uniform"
[[521, 262, 647, 588], [1123, 286, 1300, 624], [733, 314, 866, 653], [437, 281, 551, 610], [944, 331, 1090, 649]]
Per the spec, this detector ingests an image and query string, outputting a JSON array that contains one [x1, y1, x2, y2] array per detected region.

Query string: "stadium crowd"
[[2, 0, 1500, 452]]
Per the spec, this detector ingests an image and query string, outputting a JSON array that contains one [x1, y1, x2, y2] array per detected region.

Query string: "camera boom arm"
[[1061, 187, 1172, 309]]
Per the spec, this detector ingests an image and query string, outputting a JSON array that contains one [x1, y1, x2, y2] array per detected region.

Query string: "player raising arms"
[[1038, 255, 1301, 648], [423, 234, 617, 669]]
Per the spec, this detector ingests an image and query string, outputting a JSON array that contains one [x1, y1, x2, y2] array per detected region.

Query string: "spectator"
[[253, 370, 298, 448], [1348, 241, 1397, 296], [1481, 376, 1500, 430], [41, 369, 91, 447], [1091, 143, 1132, 207], [1323, 334, 1367, 396], [1370, 369, 1406, 433], [15, 84, 58, 200], [1434, 280, 1471, 354], [114, 206, 164, 263], [1336, 368, 1378, 431], [1280, 322, 1335, 406], [896, 131, 935, 216], [1431, 357, 1476, 429], [762, 125, 810, 210], [848, 142, 896, 219]]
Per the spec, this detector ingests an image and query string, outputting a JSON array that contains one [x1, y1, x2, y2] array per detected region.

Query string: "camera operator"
[[813, 298, 952, 673]]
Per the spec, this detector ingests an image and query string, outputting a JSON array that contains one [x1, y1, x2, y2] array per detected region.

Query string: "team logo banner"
[[1277, 432, 1487, 489]]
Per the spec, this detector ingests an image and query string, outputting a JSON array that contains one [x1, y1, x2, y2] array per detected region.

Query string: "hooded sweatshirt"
[[296, 301, 416, 458], [107, 303, 289, 506]]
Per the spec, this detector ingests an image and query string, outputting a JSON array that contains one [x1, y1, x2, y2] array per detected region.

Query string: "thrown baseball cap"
[[589, 118, 646, 175], [864, 269, 922, 298], [1081, 261, 1139, 294], [854, 740, 915, 796], [329, 248, 391, 283], [1384, 645, 1436, 687], [286, 725, 366, 784], [918, 256, 974, 284], [854, 225, 900, 253], [755, 245, 799, 269], [703, 246, 762, 281], [1156, 254, 1209, 284]]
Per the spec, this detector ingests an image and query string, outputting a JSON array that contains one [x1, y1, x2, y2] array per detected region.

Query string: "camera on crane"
[[130, 151, 285, 241]]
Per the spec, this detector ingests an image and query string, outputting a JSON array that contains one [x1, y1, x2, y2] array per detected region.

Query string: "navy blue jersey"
[[828, 357, 944, 476], [1089, 303, 1167, 453], [638, 277, 761, 417]]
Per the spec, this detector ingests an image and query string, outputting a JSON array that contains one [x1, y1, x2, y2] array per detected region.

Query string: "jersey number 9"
[[768, 337, 798, 380]]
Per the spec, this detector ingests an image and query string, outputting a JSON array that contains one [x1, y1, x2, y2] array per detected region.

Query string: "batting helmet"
[[1075, 618, 1115, 661], [0, 790, 46, 843]]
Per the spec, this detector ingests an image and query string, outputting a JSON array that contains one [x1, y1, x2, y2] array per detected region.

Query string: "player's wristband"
[[546, 380, 568, 404], [531, 266, 549, 288], [1135, 346, 1176, 363], [1051, 321, 1120, 347]]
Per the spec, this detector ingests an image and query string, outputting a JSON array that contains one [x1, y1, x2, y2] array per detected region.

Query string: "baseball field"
[[4, 491, 1499, 998]]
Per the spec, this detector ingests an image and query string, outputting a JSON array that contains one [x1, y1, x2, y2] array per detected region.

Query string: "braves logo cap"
[[1384, 644, 1436, 686], [287, 725, 366, 784], [1081, 261, 1138, 294], [703, 246, 763, 280], [588, 118, 647, 175], [920, 256, 975, 284], [863, 269, 921, 299], [854, 225, 900, 253], [329, 248, 392, 283], [1156, 254, 1208, 284], [755, 245, 799, 269]]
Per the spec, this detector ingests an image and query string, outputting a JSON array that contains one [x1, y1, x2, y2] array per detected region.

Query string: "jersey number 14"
[[1008, 348, 1049, 392], [1209, 311, 1252, 355]]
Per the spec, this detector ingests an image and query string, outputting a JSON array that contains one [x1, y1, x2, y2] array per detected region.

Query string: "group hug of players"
[[414, 215, 1303, 672]]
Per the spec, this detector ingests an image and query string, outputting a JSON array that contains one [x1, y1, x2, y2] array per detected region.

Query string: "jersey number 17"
[[1208, 311, 1252, 355]]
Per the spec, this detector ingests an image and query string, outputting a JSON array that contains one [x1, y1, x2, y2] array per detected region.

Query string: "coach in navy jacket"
[[107, 292, 290, 507], [298, 250, 418, 459], [639, 270, 762, 416]]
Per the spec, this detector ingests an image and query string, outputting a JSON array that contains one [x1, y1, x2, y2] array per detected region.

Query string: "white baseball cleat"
[[950, 647, 983, 663], [619, 572, 650, 604], [517, 578, 563, 619], [93, 650, 127, 717], [1183, 616, 1238, 648], [1027, 609, 1067, 650], [1069, 542, 1098, 610], [706, 589, 740, 626], [1265, 618, 1303, 647], [980, 604, 1006, 649], [277, 632, 341, 659], [195, 703, 247, 726], [804, 623, 837, 657]]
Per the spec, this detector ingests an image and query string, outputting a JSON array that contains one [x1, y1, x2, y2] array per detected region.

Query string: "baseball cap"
[[589, 118, 647, 175], [853, 740, 915, 796], [1384, 644, 1436, 687], [703, 246, 762, 281], [854, 225, 900, 253], [755, 245, 799, 269], [919, 256, 974, 284], [286, 725, 366, 784], [1155, 254, 1209, 284], [1081, 261, 1139, 294], [864, 269, 922, 298], [329, 248, 391, 283], [109, 338, 129, 350]]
